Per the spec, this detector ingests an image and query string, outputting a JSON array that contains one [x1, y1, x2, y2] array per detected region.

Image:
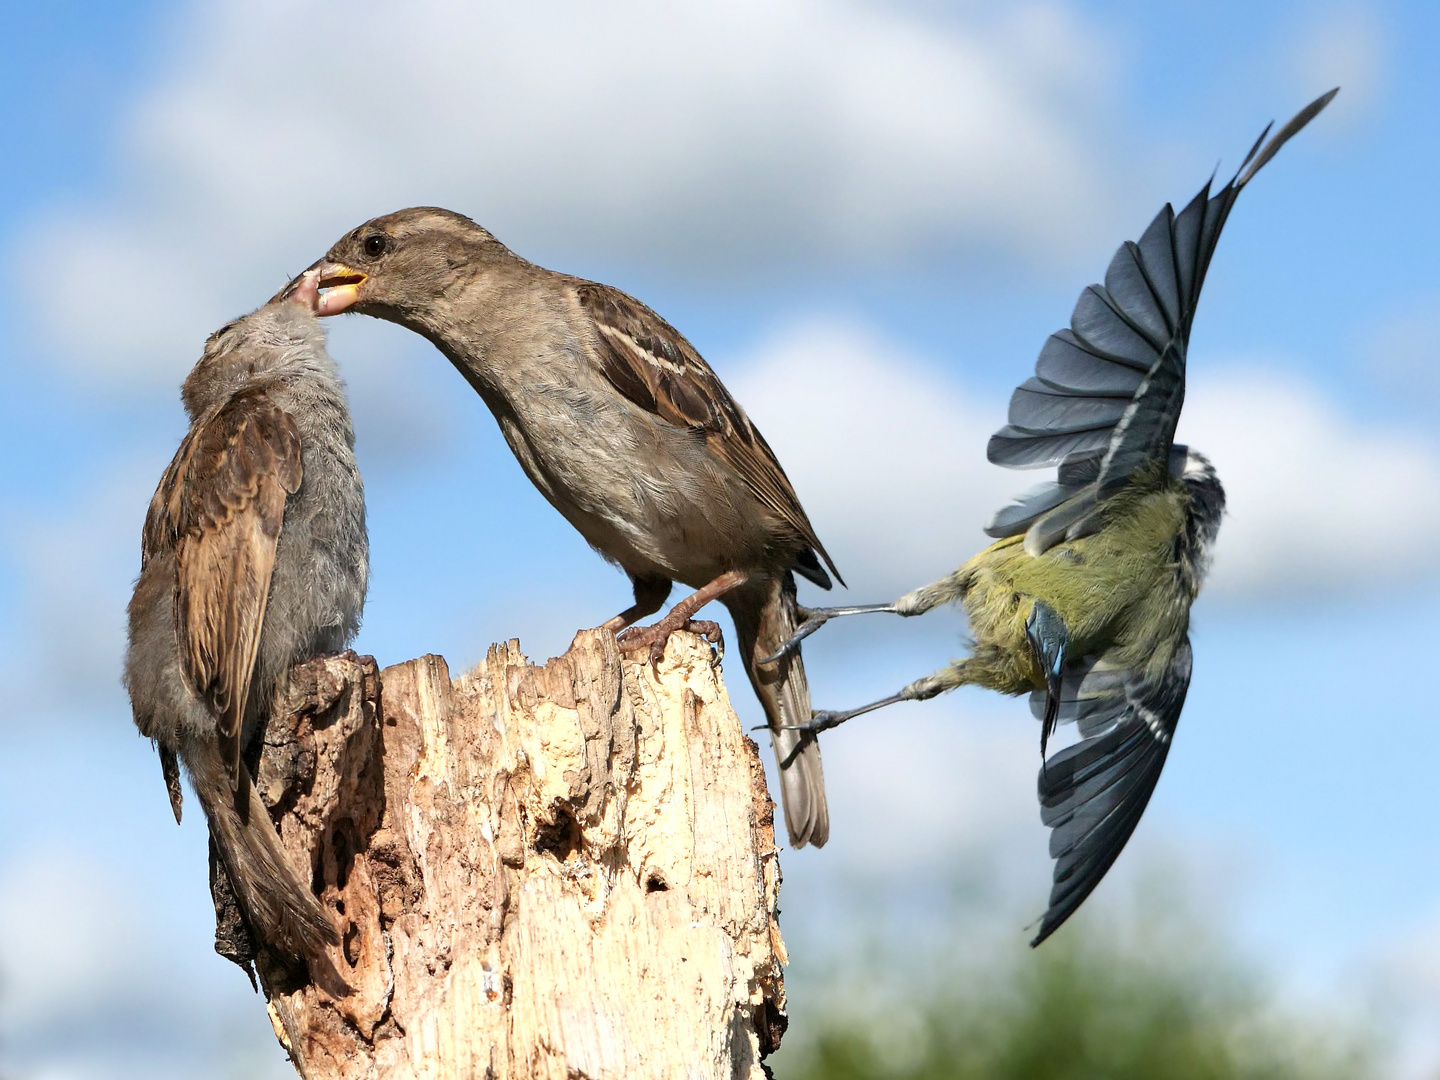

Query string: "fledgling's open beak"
[[283, 268, 322, 311], [270, 260, 368, 316], [313, 261, 368, 316]]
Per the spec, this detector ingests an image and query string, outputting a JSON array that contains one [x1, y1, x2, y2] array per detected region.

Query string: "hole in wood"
[[343, 921, 361, 967], [331, 817, 356, 890], [533, 804, 581, 863]]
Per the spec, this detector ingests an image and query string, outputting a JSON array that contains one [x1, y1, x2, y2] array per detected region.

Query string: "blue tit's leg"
[[1024, 600, 1069, 757], [776, 660, 973, 735], [759, 570, 972, 665], [892, 571, 970, 618], [758, 603, 902, 665], [780, 690, 909, 736]]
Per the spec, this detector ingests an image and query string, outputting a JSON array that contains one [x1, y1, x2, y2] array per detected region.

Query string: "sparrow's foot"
[[775, 691, 908, 734], [759, 603, 902, 665], [616, 569, 746, 666], [617, 615, 723, 666]]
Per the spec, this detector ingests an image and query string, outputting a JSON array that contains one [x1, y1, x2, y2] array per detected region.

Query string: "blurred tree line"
[[772, 871, 1380, 1080]]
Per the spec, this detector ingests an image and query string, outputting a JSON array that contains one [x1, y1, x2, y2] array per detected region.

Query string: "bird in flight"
[[764, 90, 1338, 943]]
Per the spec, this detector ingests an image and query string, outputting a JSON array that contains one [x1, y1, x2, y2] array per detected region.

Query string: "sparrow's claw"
[[618, 615, 724, 667], [692, 619, 725, 662], [759, 603, 902, 666]]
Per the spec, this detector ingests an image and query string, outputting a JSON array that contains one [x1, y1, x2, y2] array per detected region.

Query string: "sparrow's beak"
[[313, 261, 368, 316]]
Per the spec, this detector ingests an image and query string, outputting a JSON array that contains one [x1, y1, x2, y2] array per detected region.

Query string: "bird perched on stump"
[[124, 272, 368, 964], [294, 219, 839, 848], [764, 90, 1337, 941]]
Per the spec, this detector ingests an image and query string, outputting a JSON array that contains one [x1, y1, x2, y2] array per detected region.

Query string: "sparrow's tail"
[[184, 735, 339, 962], [730, 572, 830, 849]]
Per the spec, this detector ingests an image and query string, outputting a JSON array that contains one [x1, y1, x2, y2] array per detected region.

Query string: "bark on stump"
[[237, 629, 788, 1079]]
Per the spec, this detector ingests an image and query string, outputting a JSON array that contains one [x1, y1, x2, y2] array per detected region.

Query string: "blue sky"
[[2, 1, 1438, 1077]]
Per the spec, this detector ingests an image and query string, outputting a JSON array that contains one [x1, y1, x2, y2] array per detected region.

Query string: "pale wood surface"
[[247, 629, 787, 1079]]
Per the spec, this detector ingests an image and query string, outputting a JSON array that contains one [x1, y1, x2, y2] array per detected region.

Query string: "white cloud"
[[17, 0, 1121, 383], [732, 322, 1440, 601], [1181, 365, 1440, 596], [731, 320, 1017, 598]]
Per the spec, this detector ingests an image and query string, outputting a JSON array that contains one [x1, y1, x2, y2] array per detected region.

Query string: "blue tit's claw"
[[759, 610, 832, 665], [806, 710, 852, 734], [777, 690, 909, 734], [777, 709, 850, 735]]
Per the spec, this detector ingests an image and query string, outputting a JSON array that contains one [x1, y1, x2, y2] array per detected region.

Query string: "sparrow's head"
[[284, 207, 514, 322], [183, 278, 331, 418]]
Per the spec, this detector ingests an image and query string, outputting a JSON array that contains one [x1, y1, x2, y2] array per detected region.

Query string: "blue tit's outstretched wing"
[[1027, 639, 1193, 946], [986, 90, 1336, 544]]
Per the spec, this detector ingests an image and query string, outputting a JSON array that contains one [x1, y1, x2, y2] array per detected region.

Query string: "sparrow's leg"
[[600, 574, 673, 634], [777, 660, 974, 735], [617, 570, 747, 665]]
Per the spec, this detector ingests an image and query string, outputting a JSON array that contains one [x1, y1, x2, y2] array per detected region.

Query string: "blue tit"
[[765, 90, 1337, 945]]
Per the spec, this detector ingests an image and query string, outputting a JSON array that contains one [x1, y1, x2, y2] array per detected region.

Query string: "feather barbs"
[[146, 393, 303, 788]]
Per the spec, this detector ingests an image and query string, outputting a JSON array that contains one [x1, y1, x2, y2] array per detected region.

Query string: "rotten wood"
[[233, 629, 787, 1079]]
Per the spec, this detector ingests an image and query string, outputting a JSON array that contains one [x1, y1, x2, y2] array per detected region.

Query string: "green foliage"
[[776, 919, 1376, 1080]]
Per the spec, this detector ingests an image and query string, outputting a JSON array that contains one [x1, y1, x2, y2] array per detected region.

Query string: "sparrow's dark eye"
[[363, 234, 387, 258]]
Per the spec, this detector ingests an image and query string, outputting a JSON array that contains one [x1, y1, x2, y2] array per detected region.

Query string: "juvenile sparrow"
[[125, 272, 368, 962]]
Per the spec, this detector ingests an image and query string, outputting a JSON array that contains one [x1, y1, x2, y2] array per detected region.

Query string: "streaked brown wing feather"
[[575, 281, 840, 582], [141, 427, 201, 569], [156, 386, 302, 787]]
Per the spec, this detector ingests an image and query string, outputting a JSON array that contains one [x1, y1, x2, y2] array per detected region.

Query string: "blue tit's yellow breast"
[[957, 478, 1191, 667]]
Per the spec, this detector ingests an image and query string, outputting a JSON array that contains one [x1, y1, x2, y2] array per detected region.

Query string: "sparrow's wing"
[[575, 280, 841, 588], [158, 386, 303, 789], [987, 89, 1337, 506], [1027, 638, 1192, 946]]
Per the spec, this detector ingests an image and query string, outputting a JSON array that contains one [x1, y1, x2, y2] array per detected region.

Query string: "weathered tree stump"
[[237, 629, 787, 1079]]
